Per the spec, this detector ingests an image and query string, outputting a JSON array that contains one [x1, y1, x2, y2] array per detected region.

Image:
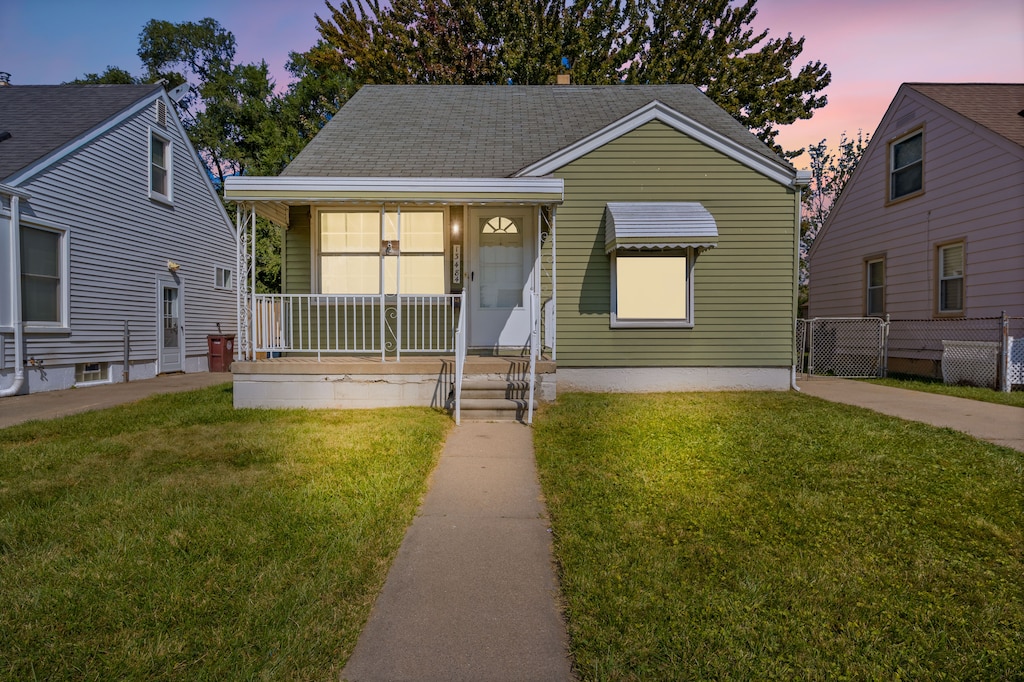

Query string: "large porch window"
[[319, 209, 446, 294]]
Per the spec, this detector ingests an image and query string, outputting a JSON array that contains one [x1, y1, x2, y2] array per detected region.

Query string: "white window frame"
[[314, 206, 449, 296], [75, 361, 111, 387], [149, 128, 173, 204], [215, 266, 233, 290], [889, 129, 923, 202], [610, 248, 695, 329], [865, 257, 885, 317], [937, 241, 965, 316], [20, 218, 70, 332]]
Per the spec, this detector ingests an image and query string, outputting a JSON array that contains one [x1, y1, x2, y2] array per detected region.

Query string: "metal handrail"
[[454, 290, 467, 425], [527, 290, 538, 425]]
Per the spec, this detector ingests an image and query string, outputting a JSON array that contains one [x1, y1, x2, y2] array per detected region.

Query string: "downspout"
[[1, 189, 28, 397], [791, 170, 812, 392]]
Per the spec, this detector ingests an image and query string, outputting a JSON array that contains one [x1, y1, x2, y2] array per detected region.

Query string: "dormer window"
[[150, 131, 172, 203]]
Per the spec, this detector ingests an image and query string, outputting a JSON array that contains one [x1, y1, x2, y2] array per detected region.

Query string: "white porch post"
[[379, 206, 386, 361]]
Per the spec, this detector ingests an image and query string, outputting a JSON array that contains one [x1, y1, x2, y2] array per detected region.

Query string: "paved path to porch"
[[341, 421, 576, 682], [0, 372, 231, 429], [798, 376, 1024, 452]]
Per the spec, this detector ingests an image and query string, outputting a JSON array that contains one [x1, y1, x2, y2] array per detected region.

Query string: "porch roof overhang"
[[604, 202, 719, 253], [224, 176, 565, 228]]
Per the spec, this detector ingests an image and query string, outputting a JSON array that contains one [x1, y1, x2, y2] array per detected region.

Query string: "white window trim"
[[214, 266, 233, 290], [610, 247, 695, 329], [313, 206, 450, 296], [889, 129, 923, 202], [149, 128, 173, 205], [21, 217, 71, 333], [937, 241, 965, 315], [75, 362, 112, 387]]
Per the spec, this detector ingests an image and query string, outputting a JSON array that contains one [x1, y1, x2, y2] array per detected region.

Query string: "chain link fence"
[[797, 315, 1024, 391]]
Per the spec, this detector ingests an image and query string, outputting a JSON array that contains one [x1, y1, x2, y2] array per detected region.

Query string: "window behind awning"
[[604, 202, 719, 253]]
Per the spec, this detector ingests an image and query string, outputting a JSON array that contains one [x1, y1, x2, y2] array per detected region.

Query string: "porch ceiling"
[[225, 176, 564, 227]]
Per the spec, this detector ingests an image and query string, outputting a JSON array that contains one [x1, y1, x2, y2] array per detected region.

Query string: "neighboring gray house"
[[809, 83, 1024, 321], [1, 84, 237, 396]]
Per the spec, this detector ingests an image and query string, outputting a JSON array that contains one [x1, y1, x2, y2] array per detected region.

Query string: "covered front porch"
[[223, 176, 562, 423]]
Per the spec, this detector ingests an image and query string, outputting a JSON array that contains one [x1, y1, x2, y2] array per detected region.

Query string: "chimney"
[[557, 73, 570, 85], [0, 72, 11, 87]]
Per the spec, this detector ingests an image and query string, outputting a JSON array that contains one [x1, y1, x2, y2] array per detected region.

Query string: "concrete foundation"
[[556, 366, 790, 392]]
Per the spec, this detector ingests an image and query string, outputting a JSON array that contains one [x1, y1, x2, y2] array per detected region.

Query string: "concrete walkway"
[[0, 372, 231, 429], [798, 377, 1024, 452], [342, 421, 575, 682]]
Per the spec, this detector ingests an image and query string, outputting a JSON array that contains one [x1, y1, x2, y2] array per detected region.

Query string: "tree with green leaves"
[[311, 0, 830, 154], [69, 19, 290, 292], [66, 66, 142, 85], [801, 130, 870, 289]]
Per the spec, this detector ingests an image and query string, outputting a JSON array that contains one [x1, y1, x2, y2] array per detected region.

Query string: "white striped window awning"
[[604, 202, 719, 253]]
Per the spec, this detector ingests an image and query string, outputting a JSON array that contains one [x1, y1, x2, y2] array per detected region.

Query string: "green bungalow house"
[[225, 85, 808, 422]]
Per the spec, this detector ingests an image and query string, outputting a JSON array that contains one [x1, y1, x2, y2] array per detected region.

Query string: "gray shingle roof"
[[907, 83, 1024, 148], [0, 84, 162, 182], [282, 85, 789, 178]]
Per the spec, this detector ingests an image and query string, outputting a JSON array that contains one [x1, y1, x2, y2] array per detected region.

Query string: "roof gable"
[[281, 85, 792, 182], [0, 84, 163, 183], [907, 83, 1024, 148]]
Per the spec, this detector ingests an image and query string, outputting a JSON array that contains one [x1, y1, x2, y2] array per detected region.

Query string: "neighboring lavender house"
[[807, 83, 1024, 374], [0, 84, 236, 396]]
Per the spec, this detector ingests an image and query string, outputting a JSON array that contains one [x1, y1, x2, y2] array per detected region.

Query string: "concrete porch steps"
[[458, 377, 537, 422]]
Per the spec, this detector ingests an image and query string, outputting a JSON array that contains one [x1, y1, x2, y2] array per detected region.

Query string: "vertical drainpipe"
[[792, 170, 811, 392], [1, 190, 27, 397]]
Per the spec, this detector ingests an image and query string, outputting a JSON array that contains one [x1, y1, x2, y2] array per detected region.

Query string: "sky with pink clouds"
[[3, 0, 1022, 166]]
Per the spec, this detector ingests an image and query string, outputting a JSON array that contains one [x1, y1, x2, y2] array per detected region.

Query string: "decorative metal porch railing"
[[253, 293, 461, 359]]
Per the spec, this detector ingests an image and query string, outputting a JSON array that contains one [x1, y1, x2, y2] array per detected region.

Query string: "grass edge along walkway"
[[0, 384, 452, 680], [535, 391, 1024, 681]]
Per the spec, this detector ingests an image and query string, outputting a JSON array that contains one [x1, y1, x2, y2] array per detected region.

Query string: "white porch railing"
[[453, 290, 467, 425], [254, 293, 461, 359]]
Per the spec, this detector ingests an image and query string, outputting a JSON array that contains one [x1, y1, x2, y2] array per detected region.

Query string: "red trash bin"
[[207, 334, 235, 372]]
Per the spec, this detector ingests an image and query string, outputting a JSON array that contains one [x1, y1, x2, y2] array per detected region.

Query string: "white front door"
[[467, 208, 534, 350], [159, 281, 184, 373]]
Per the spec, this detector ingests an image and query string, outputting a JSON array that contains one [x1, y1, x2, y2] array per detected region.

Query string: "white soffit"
[[605, 202, 719, 253]]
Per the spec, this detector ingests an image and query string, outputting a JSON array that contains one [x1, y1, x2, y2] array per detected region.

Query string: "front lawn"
[[0, 385, 450, 680], [535, 392, 1024, 680], [864, 375, 1024, 408]]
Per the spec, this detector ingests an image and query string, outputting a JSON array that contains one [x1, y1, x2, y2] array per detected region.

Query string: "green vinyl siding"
[[553, 121, 797, 368], [284, 205, 312, 294]]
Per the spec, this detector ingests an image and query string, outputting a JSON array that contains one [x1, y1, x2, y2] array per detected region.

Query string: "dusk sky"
[[3, 0, 1022, 166]]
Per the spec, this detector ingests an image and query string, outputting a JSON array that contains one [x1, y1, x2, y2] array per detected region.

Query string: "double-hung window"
[[865, 258, 885, 316], [150, 131, 172, 203], [889, 130, 923, 201], [319, 210, 445, 294], [938, 242, 964, 315], [20, 223, 67, 327]]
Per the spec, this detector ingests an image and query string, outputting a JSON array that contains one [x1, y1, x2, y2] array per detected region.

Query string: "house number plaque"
[[452, 244, 462, 284]]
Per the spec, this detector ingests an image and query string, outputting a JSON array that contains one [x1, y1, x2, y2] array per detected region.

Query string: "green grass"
[[535, 392, 1024, 680], [0, 384, 451, 680], [864, 375, 1024, 408]]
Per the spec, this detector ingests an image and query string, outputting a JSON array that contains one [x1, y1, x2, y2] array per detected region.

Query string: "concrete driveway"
[[797, 376, 1024, 452]]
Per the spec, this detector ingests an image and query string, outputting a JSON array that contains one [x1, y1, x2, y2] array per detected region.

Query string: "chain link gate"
[[800, 317, 888, 378]]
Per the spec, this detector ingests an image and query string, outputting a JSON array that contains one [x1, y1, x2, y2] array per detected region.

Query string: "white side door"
[[158, 280, 184, 373]]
